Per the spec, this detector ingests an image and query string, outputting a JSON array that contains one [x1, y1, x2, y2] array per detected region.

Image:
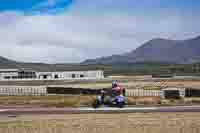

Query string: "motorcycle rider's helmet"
[[112, 81, 118, 88]]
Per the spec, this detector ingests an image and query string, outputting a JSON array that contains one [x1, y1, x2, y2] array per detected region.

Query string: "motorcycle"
[[92, 91, 127, 108]]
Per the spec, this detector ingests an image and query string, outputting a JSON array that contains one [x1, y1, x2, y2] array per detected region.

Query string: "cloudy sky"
[[0, 0, 200, 63]]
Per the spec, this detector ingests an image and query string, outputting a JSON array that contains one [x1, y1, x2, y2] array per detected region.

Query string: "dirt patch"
[[0, 112, 200, 133], [128, 96, 161, 105], [80, 95, 96, 106]]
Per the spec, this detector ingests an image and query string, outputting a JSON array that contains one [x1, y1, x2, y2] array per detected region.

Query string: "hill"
[[83, 35, 200, 64], [0, 56, 107, 72], [1, 35, 200, 75]]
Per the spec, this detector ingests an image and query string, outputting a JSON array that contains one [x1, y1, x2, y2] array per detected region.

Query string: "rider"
[[100, 89, 105, 104], [111, 81, 125, 96]]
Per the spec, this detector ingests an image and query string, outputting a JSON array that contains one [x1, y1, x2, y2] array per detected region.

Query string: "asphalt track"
[[1, 105, 200, 115]]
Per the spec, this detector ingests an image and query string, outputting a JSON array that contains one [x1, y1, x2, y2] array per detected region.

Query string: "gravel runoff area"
[[0, 112, 200, 133]]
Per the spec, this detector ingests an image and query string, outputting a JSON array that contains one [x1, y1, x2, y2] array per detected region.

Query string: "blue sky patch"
[[0, 0, 73, 14]]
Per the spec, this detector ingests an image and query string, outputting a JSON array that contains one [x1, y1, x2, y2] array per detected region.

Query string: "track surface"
[[1, 105, 200, 115]]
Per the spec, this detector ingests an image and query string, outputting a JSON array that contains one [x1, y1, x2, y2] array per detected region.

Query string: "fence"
[[0, 86, 47, 96], [0, 86, 190, 98], [126, 89, 161, 97]]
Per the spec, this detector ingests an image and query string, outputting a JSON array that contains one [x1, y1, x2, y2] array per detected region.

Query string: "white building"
[[36, 70, 104, 80], [0, 68, 104, 80], [0, 69, 19, 80]]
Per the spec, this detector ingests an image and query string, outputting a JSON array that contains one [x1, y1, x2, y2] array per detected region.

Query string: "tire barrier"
[[161, 88, 185, 99], [185, 88, 200, 97], [47, 87, 81, 95], [47, 87, 111, 95], [164, 90, 180, 99]]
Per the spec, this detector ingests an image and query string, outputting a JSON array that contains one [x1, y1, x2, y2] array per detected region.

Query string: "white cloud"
[[0, 43, 84, 63], [0, 3, 199, 63]]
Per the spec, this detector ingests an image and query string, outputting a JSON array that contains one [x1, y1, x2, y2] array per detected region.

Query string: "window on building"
[[80, 74, 84, 78], [4, 76, 11, 79], [43, 75, 47, 79], [54, 75, 58, 79], [72, 74, 76, 78], [12, 76, 18, 79], [18, 71, 36, 79]]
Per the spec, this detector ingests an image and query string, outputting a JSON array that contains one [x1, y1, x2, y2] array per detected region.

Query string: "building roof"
[[0, 69, 19, 72], [0, 63, 105, 72], [0, 68, 104, 72]]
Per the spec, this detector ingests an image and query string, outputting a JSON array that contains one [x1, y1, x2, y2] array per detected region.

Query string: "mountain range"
[[83, 35, 200, 64], [0, 56, 105, 71], [0, 35, 200, 69]]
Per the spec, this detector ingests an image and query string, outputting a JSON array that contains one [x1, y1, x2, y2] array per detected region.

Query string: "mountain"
[[0, 56, 106, 71], [0, 56, 19, 68], [82, 35, 200, 64], [1, 35, 200, 68]]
